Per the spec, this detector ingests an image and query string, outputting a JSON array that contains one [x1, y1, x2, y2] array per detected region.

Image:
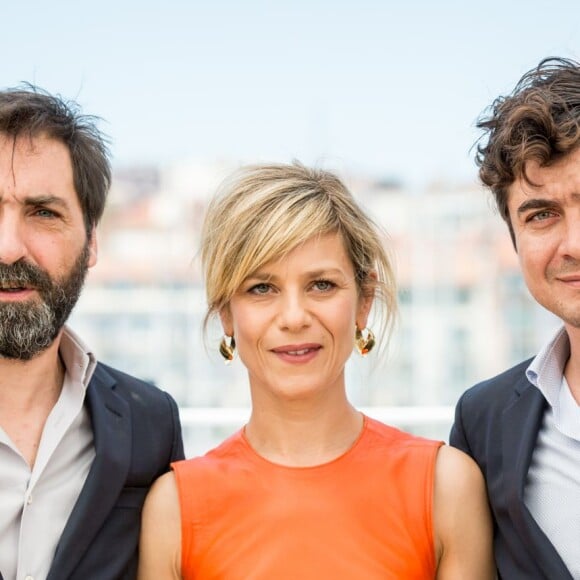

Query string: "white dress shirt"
[[0, 327, 96, 580], [525, 326, 580, 579]]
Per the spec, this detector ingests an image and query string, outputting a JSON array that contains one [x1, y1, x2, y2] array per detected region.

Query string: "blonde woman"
[[138, 163, 494, 579]]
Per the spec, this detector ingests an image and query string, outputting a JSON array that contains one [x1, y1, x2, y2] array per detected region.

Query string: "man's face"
[[0, 133, 97, 360], [507, 147, 580, 329]]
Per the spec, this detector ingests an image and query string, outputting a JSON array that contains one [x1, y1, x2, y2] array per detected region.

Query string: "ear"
[[356, 271, 376, 330], [87, 228, 98, 268], [219, 304, 234, 337]]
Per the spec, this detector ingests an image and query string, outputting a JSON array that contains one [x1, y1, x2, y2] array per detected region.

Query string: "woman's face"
[[220, 232, 373, 403]]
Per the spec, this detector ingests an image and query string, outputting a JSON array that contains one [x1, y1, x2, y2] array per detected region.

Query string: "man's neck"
[[563, 325, 580, 404], [0, 335, 66, 466]]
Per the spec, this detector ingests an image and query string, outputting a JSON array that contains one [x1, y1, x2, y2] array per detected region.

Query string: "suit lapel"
[[502, 376, 573, 580], [47, 365, 132, 580]]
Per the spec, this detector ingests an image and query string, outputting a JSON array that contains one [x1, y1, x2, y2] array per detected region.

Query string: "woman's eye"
[[313, 280, 335, 292], [249, 283, 271, 295]]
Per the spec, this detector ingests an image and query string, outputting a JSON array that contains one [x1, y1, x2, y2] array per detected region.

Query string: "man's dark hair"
[[0, 84, 111, 236], [475, 57, 580, 244]]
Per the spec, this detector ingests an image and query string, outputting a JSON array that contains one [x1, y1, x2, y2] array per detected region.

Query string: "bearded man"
[[0, 87, 184, 580]]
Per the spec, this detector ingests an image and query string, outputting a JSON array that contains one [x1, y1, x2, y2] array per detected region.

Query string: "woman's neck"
[[244, 398, 364, 467]]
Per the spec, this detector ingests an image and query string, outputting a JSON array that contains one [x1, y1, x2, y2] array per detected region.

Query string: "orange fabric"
[[172, 416, 443, 579]]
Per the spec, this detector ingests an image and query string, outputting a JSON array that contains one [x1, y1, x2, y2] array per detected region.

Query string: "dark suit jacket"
[[450, 359, 573, 580], [45, 362, 185, 580]]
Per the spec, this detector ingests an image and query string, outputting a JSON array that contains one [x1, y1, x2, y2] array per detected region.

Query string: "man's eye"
[[35, 209, 56, 218], [529, 210, 556, 221]]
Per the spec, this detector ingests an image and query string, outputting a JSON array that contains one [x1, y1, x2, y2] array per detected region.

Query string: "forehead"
[[0, 132, 76, 198], [253, 232, 354, 275], [0, 131, 70, 162], [508, 149, 580, 210]]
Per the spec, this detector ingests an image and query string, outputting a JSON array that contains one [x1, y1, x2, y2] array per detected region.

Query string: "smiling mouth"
[[285, 348, 316, 356], [271, 345, 322, 355]]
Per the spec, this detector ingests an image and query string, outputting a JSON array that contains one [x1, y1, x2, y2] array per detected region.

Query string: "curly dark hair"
[[0, 84, 111, 236], [475, 57, 580, 243]]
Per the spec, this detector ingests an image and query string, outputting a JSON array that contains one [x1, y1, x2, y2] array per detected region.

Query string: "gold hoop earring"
[[219, 335, 236, 363], [355, 327, 375, 356]]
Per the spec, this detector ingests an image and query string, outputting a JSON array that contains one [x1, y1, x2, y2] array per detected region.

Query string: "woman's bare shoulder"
[[433, 445, 495, 580], [138, 471, 182, 580]]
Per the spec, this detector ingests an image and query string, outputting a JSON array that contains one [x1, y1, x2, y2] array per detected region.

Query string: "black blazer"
[[450, 360, 572, 580], [45, 362, 185, 580]]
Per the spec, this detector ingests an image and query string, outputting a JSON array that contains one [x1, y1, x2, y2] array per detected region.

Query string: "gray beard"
[[0, 243, 90, 361]]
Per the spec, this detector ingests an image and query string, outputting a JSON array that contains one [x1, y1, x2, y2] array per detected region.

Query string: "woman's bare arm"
[[434, 445, 495, 580], [138, 471, 182, 580]]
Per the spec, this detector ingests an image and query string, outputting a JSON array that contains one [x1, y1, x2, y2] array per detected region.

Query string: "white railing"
[[179, 406, 456, 455], [179, 406, 455, 426]]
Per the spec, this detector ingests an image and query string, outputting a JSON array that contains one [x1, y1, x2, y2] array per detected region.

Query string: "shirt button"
[[25, 576, 34, 580], [26, 494, 33, 505]]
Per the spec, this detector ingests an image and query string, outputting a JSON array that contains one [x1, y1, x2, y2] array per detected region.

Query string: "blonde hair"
[[201, 162, 397, 350]]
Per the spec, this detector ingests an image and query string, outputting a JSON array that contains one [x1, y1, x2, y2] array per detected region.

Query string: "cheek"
[[518, 246, 558, 304], [230, 305, 267, 351], [518, 242, 550, 278], [30, 239, 66, 274], [231, 319, 271, 377], [518, 254, 539, 292], [325, 299, 358, 342], [33, 232, 89, 272]]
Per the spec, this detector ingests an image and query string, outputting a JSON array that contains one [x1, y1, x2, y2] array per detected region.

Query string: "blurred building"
[[69, 160, 560, 454], [358, 180, 559, 406]]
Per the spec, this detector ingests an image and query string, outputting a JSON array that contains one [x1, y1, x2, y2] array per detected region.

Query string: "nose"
[[277, 290, 312, 331], [561, 214, 580, 259], [0, 213, 28, 265]]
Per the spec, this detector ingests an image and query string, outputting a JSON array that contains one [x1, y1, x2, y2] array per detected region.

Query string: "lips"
[[287, 348, 312, 356], [0, 285, 29, 292], [554, 272, 580, 288], [0, 282, 36, 300], [271, 344, 321, 355], [270, 343, 322, 364], [0, 281, 34, 292]]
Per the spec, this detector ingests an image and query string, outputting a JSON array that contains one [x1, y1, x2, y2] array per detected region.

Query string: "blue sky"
[[3, 0, 579, 185]]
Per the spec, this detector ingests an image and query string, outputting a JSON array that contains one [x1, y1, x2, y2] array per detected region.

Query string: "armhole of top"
[[425, 441, 444, 574], [171, 462, 194, 576]]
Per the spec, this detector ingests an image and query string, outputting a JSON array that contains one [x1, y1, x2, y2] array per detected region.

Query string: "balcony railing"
[[179, 406, 456, 455], [179, 405, 454, 426]]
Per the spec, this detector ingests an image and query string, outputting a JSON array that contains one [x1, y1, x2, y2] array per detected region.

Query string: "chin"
[[274, 380, 330, 400]]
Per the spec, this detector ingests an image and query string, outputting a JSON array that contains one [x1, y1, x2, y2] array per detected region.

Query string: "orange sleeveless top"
[[172, 416, 443, 579]]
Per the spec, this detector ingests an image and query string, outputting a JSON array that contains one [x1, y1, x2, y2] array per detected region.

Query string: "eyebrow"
[[0, 194, 70, 209], [516, 192, 580, 215], [23, 195, 69, 208], [516, 198, 559, 215], [246, 267, 347, 282]]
